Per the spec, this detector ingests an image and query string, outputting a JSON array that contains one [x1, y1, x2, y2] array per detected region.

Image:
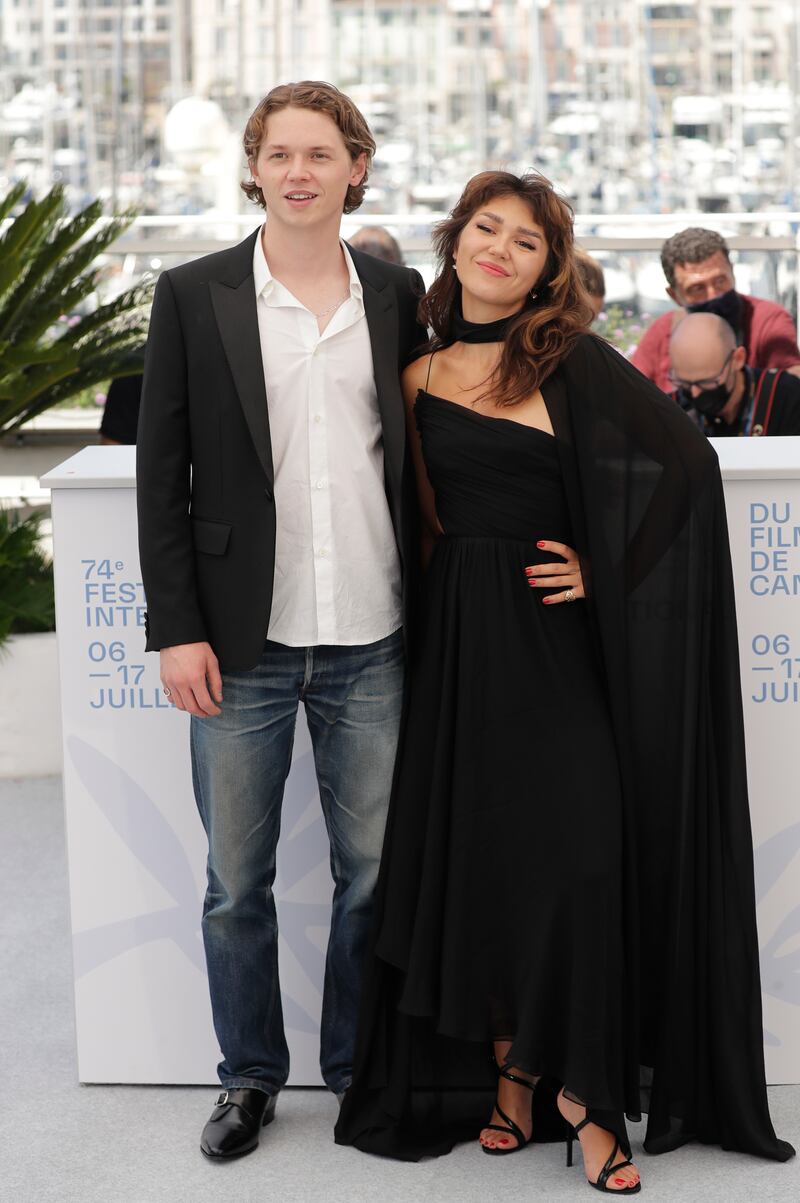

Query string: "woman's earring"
[[530, 290, 538, 300]]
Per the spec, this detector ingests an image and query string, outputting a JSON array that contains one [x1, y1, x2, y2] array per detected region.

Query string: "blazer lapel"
[[353, 252, 404, 496], [209, 231, 273, 488]]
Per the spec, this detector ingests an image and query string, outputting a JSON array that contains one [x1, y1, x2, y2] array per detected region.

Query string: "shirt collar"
[[252, 226, 272, 299], [253, 226, 363, 303]]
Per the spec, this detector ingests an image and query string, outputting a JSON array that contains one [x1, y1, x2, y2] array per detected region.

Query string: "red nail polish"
[[524, 567, 534, 575], [499, 1139, 509, 1145], [537, 540, 545, 548], [543, 596, 551, 604], [528, 578, 537, 585]]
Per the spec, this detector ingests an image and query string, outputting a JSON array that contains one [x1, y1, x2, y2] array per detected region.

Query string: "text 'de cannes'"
[[749, 502, 800, 595]]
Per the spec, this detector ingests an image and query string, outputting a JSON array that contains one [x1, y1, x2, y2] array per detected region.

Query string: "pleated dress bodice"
[[415, 389, 573, 544]]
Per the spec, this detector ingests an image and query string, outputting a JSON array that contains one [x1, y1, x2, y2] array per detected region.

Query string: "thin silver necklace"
[[312, 291, 350, 318]]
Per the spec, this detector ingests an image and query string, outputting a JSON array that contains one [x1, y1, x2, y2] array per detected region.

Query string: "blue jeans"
[[190, 629, 404, 1096]]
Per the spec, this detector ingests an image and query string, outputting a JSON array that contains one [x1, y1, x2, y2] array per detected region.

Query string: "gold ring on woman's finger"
[[564, 589, 575, 603]]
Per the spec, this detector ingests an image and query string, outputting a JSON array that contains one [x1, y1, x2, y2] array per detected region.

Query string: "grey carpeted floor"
[[1, 776, 798, 1203]]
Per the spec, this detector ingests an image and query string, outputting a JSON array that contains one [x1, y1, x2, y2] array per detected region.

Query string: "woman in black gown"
[[335, 172, 795, 1191]]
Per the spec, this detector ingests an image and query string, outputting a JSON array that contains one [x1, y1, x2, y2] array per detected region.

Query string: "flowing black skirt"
[[336, 363, 794, 1165]]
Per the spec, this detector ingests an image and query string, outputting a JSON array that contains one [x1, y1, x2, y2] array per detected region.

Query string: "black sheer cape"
[[335, 333, 795, 1163]]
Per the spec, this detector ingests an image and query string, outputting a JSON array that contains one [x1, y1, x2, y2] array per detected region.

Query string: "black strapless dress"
[[338, 334, 795, 1166], [336, 390, 632, 1159]]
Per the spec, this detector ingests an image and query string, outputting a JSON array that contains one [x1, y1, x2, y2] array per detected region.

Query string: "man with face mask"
[[632, 227, 800, 394], [668, 312, 800, 436]]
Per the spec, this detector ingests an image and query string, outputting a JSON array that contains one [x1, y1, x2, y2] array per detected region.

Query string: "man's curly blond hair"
[[241, 81, 376, 215]]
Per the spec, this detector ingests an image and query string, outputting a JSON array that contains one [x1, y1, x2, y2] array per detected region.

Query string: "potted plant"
[[0, 180, 152, 436], [0, 508, 60, 777], [0, 180, 153, 774]]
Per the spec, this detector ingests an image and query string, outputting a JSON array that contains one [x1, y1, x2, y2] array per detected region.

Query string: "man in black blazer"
[[136, 81, 426, 1160]]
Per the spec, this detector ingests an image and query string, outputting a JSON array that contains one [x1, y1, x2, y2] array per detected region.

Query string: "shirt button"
[[314, 414, 322, 424], [316, 480, 325, 490], [319, 548, 328, 557]]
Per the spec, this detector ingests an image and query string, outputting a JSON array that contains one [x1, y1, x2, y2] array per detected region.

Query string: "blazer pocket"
[[191, 516, 232, 556]]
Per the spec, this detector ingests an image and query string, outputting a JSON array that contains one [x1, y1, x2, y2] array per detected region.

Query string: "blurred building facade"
[[1, 0, 192, 203], [192, 0, 330, 117], [0, 0, 798, 214]]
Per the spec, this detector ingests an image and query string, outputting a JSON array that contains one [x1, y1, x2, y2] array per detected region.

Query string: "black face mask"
[[677, 380, 731, 418], [676, 355, 741, 418], [686, 287, 743, 334]]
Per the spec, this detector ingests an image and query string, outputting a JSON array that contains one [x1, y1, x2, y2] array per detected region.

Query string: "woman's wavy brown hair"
[[241, 81, 376, 214], [421, 171, 594, 406]]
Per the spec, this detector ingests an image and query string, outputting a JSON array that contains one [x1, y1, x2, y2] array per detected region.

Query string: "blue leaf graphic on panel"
[[753, 820, 800, 905], [760, 902, 800, 1007], [70, 735, 196, 905], [67, 735, 331, 1039], [68, 734, 205, 977], [753, 820, 800, 1047], [72, 907, 203, 977], [281, 992, 323, 1036]]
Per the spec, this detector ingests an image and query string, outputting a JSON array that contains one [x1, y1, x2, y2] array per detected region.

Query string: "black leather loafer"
[[200, 1088, 277, 1160]]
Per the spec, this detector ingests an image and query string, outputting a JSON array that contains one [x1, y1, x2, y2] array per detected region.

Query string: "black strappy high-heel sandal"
[[480, 1065, 537, 1156], [565, 1117, 641, 1194]]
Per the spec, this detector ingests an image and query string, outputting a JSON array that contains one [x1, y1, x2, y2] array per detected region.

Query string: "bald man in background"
[[633, 227, 800, 392], [668, 312, 800, 437]]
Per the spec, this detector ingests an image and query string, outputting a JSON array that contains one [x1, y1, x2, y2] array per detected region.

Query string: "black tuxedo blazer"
[[136, 229, 427, 670]]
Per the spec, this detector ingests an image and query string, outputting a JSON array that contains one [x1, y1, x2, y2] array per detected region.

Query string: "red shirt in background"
[[630, 294, 800, 394]]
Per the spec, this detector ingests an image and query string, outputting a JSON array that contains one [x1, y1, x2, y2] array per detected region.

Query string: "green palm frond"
[[36, 216, 131, 310], [0, 509, 55, 644], [58, 281, 153, 348], [0, 187, 67, 301], [0, 182, 152, 434], [19, 271, 102, 345], [0, 199, 103, 339], [2, 343, 67, 368], [0, 351, 80, 413], [0, 180, 26, 226], [3, 347, 145, 431]]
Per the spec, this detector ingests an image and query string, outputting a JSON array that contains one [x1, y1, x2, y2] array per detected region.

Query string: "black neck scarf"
[[449, 298, 526, 344]]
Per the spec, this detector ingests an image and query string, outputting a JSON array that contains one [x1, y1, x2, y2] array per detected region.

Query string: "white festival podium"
[[42, 446, 329, 1085], [42, 440, 800, 1086], [707, 435, 800, 1084]]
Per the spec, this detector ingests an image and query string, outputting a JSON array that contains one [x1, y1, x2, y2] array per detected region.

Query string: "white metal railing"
[[110, 211, 800, 256], [105, 213, 800, 339]]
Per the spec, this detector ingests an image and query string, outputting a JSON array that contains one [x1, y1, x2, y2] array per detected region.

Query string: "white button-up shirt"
[[253, 230, 402, 646]]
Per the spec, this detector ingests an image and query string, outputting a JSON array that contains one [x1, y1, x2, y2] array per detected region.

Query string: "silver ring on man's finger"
[[564, 589, 575, 603], [163, 686, 171, 697]]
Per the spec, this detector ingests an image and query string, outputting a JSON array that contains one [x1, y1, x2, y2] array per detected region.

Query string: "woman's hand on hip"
[[524, 540, 585, 605]]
